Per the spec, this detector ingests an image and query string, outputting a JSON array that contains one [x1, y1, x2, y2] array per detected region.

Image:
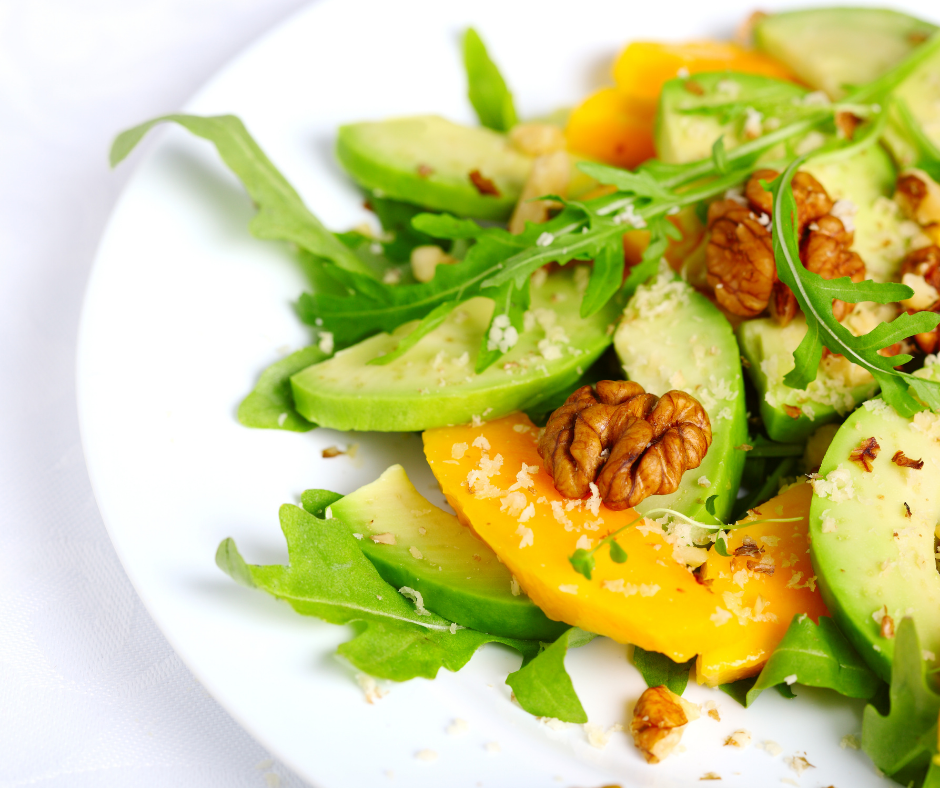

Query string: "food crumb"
[[783, 674, 798, 685], [447, 718, 469, 736], [758, 740, 783, 756], [702, 700, 720, 721], [700, 774, 721, 781], [698, 475, 711, 488], [484, 741, 501, 754], [539, 717, 571, 731], [784, 754, 814, 775], [840, 733, 860, 749], [355, 673, 387, 704], [584, 722, 623, 749], [415, 749, 438, 762], [371, 532, 396, 545], [724, 729, 752, 748], [264, 774, 280, 788], [409, 546, 424, 560]]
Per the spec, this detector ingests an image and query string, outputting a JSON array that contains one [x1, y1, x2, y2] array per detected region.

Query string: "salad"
[[111, 6, 940, 784]]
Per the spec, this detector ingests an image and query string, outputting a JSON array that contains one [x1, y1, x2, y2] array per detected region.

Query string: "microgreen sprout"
[[567, 503, 801, 580]]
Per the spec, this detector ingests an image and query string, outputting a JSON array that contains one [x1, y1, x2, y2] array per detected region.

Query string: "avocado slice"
[[290, 267, 619, 432], [809, 365, 940, 680], [325, 464, 566, 641], [614, 270, 747, 522], [754, 8, 936, 99], [655, 71, 809, 165], [882, 37, 940, 167], [337, 115, 532, 220], [737, 313, 881, 443]]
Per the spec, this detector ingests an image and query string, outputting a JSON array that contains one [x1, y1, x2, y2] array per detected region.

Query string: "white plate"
[[77, 0, 931, 785]]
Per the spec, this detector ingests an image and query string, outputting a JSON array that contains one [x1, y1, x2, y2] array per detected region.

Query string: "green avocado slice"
[[655, 71, 809, 165], [336, 115, 532, 220], [754, 7, 937, 100], [882, 35, 940, 167], [290, 267, 619, 432], [614, 270, 747, 522], [809, 366, 940, 681], [326, 464, 567, 641]]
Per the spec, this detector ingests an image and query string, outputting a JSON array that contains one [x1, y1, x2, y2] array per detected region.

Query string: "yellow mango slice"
[[423, 413, 732, 662], [565, 87, 658, 169], [612, 40, 796, 101], [695, 482, 829, 686]]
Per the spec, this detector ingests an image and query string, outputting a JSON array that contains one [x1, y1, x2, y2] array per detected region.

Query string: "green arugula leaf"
[[767, 159, 940, 416], [719, 675, 758, 705], [743, 436, 804, 458], [863, 618, 940, 787], [110, 114, 369, 275], [411, 212, 489, 240], [462, 28, 517, 133], [712, 136, 730, 174], [368, 197, 442, 263], [580, 241, 625, 319], [743, 615, 882, 707], [568, 548, 596, 580], [237, 346, 325, 431], [632, 646, 694, 696], [576, 162, 673, 200], [216, 504, 537, 681], [506, 628, 595, 722], [367, 300, 462, 366], [474, 278, 530, 373]]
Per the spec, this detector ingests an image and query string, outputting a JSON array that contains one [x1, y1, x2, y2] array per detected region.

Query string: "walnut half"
[[538, 381, 712, 510], [630, 685, 701, 764]]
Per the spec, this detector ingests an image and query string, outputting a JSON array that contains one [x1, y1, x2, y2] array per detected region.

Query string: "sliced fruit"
[[336, 115, 531, 220], [883, 37, 940, 167], [290, 267, 619, 431], [754, 7, 936, 99], [804, 144, 909, 283], [737, 313, 881, 443], [326, 464, 565, 640], [565, 87, 657, 169], [614, 271, 747, 522], [809, 371, 940, 681], [423, 412, 732, 662], [613, 40, 795, 102], [655, 71, 807, 165], [696, 481, 829, 686], [622, 206, 704, 273]]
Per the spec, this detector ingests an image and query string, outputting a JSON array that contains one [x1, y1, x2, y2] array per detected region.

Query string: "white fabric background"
[[0, 2, 318, 785]]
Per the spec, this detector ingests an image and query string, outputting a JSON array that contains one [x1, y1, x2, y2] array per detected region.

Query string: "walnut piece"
[[892, 450, 924, 470], [745, 168, 834, 235], [900, 245, 940, 353], [630, 685, 701, 764], [706, 200, 777, 317], [538, 381, 712, 510], [849, 437, 880, 472], [895, 168, 940, 227]]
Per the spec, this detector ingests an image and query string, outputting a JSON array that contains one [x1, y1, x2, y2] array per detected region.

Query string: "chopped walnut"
[[892, 450, 924, 470], [469, 169, 500, 196], [630, 685, 701, 764], [538, 381, 712, 510], [770, 214, 864, 326], [705, 200, 777, 317], [745, 168, 833, 235], [508, 150, 570, 235], [322, 445, 344, 458], [783, 404, 802, 419], [849, 437, 880, 472], [895, 168, 940, 227], [881, 613, 896, 639], [835, 111, 862, 140], [900, 246, 940, 353]]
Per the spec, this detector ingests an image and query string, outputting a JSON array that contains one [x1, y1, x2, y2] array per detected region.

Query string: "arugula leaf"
[[462, 28, 517, 133], [237, 346, 325, 431], [731, 456, 797, 521], [110, 114, 369, 275], [767, 159, 940, 417], [579, 241, 624, 318], [216, 504, 536, 681], [506, 628, 595, 722], [740, 436, 804, 459], [719, 675, 757, 706], [863, 618, 940, 787], [368, 197, 441, 263], [743, 615, 882, 707], [474, 278, 531, 373], [632, 646, 694, 696], [895, 97, 940, 183], [576, 162, 673, 200]]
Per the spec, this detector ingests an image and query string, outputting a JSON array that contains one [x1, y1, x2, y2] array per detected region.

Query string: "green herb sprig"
[[568, 497, 801, 580]]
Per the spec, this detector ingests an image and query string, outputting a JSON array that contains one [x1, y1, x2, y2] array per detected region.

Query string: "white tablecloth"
[[0, 2, 315, 785]]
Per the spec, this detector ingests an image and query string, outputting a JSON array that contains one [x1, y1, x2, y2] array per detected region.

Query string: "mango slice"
[[566, 40, 795, 168], [423, 413, 732, 663], [612, 40, 796, 100], [695, 482, 829, 686]]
